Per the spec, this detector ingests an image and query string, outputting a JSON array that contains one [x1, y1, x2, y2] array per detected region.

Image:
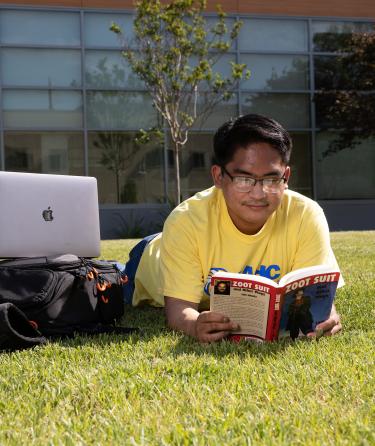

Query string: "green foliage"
[[111, 0, 250, 203], [0, 231, 374, 444], [134, 127, 164, 146]]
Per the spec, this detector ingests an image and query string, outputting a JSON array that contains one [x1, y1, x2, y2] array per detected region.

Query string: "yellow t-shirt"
[[133, 187, 342, 308]]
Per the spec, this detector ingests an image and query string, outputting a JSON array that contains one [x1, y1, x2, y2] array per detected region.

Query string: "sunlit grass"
[[0, 231, 374, 445]]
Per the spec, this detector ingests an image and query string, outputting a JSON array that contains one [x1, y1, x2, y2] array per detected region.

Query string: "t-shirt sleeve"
[[291, 203, 344, 287], [160, 216, 204, 303]]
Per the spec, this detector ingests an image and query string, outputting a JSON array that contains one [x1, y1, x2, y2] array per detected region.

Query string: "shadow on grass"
[[44, 305, 167, 350], [169, 333, 298, 359], [42, 305, 307, 359], [121, 305, 298, 359]]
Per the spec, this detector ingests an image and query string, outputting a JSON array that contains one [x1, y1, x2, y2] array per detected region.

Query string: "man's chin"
[[240, 213, 270, 233]]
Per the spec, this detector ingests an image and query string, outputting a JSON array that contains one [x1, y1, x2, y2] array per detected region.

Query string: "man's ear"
[[211, 165, 223, 189], [284, 166, 291, 189]]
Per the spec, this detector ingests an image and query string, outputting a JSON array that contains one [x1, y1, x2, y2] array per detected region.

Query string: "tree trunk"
[[173, 142, 181, 205]]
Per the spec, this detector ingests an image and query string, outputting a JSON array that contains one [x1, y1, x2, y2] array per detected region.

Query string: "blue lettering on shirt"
[[242, 265, 254, 275], [204, 264, 281, 295], [254, 264, 281, 280]]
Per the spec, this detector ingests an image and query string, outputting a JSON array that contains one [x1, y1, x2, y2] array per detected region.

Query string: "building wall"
[[0, 2, 374, 235], [1, 0, 375, 18]]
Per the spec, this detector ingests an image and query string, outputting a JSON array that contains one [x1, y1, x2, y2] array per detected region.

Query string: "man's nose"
[[248, 181, 266, 198]]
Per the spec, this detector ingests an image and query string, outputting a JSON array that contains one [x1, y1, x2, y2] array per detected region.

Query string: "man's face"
[[212, 142, 290, 235], [295, 290, 304, 302], [217, 282, 227, 293]]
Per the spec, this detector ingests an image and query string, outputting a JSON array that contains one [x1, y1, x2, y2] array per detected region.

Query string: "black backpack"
[[0, 255, 132, 351]]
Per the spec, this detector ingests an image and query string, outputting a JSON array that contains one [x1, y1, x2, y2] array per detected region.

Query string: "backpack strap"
[[0, 302, 47, 351]]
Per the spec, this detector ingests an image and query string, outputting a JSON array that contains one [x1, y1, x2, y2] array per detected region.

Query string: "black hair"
[[212, 114, 292, 166]]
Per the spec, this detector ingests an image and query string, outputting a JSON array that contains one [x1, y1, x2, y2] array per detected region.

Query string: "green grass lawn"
[[0, 232, 374, 445]]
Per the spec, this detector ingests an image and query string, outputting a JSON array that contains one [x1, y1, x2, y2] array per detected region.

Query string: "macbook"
[[0, 171, 101, 258]]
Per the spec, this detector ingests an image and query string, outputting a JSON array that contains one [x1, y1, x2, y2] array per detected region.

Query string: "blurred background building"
[[0, 0, 374, 236]]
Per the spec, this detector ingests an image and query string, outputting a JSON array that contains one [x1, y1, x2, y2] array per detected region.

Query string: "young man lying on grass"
[[122, 113, 343, 343]]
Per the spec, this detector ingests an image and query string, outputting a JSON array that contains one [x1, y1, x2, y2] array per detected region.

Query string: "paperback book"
[[210, 265, 340, 342]]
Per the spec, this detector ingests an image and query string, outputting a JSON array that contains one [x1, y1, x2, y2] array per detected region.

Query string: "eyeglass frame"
[[220, 166, 288, 193]]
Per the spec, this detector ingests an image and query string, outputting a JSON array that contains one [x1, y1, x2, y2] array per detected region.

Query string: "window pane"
[[210, 54, 235, 78], [312, 21, 375, 52], [315, 92, 375, 129], [315, 55, 374, 91], [288, 132, 312, 197], [1, 49, 81, 88], [88, 131, 164, 204], [86, 91, 158, 130], [239, 54, 309, 90], [316, 132, 375, 199], [0, 10, 80, 46], [193, 93, 238, 129], [4, 132, 84, 175], [170, 133, 213, 201], [315, 56, 343, 90], [3, 90, 82, 129], [238, 19, 308, 52], [241, 93, 310, 128], [85, 50, 143, 89], [84, 13, 134, 47]]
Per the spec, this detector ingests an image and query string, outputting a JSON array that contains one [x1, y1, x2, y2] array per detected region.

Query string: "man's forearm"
[[168, 307, 200, 338], [164, 296, 200, 338], [164, 296, 239, 343]]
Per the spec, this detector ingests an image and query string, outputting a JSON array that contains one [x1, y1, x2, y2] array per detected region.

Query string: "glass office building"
[[0, 6, 374, 235]]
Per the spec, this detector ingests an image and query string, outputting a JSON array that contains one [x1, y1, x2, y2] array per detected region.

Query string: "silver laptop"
[[0, 171, 101, 258]]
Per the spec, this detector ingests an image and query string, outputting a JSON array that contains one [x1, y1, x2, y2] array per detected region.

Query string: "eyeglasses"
[[221, 166, 287, 194]]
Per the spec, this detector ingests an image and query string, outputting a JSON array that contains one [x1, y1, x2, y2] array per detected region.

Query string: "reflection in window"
[[167, 133, 214, 201], [241, 93, 310, 129], [315, 55, 375, 91], [312, 21, 375, 52], [88, 131, 164, 204], [315, 56, 344, 90], [288, 133, 312, 197], [85, 51, 144, 89], [3, 90, 82, 129], [239, 19, 308, 52], [4, 132, 84, 175], [0, 10, 80, 45], [1, 49, 81, 88], [315, 91, 375, 130], [240, 54, 309, 90], [193, 93, 238, 129], [316, 132, 375, 199], [86, 91, 158, 130]]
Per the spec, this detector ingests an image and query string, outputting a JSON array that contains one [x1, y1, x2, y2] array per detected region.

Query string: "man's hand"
[[195, 311, 239, 343], [164, 296, 239, 343], [307, 304, 342, 338]]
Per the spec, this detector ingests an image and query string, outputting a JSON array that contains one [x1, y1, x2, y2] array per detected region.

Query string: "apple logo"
[[42, 206, 54, 222]]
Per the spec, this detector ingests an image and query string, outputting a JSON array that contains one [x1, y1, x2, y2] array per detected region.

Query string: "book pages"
[[210, 278, 271, 340]]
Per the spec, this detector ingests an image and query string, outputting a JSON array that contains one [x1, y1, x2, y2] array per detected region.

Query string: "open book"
[[210, 265, 340, 342]]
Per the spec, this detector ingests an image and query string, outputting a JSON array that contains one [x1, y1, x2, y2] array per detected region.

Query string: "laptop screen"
[[0, 171, 101, 258]]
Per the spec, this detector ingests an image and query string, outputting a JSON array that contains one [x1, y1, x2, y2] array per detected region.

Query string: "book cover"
[[210, 265, 340, 342]]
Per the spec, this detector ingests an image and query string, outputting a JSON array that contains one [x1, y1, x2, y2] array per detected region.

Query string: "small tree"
[[111, 0, 249, 204], [314, 32, 375, 155]]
